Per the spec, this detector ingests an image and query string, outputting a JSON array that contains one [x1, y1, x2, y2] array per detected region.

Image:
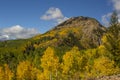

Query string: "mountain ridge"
[[33, 16, 106, 49], [53, 16, 104, 29], [0, 16, 106, 50]]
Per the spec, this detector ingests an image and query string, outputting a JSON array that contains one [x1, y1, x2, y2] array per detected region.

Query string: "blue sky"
[[0, 0, 119, 40]]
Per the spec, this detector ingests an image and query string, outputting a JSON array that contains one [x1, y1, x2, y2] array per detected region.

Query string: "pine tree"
[[110, 11, 118, 25], [102, 11, 120, 67]]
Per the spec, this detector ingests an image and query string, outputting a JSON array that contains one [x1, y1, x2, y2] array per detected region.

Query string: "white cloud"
[[56, 17, 69, 24], [112, 0, 120, 22], [0, 35, 9, 40], [112, 0, 120, 11], [40, 7, 68, 24], [41, 7, 64, 20], [101, 0, 120, 26], [0, 25, 39, 40], [102, 13, 112, 27]]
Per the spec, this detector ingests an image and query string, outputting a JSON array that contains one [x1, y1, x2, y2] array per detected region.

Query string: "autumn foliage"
[[0, 16, 120, 80]]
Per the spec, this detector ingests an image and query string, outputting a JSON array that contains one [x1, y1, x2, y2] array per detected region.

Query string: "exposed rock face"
[[55, 16, 104, 29], [53, 16, 106, 49]]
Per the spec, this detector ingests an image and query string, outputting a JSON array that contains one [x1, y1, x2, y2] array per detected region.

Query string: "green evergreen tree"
[[110, 11, 118, 25], [102, 11, 120, 66]]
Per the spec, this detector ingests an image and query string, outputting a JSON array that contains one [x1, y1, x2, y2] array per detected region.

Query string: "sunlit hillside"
[[0, 16, 120, 80]]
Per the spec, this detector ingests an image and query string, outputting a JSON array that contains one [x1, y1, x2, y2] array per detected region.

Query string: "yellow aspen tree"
[[0, 64, 13, 80], [0, 66, 4, 80], [62, 47, 86, 79], [17, 60, 41, 80], [40, 47, 59, 80], [92, 56, 119, 77]]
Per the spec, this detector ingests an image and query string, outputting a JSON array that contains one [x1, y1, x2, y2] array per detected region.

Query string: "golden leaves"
[[0, 64, 13, 80]]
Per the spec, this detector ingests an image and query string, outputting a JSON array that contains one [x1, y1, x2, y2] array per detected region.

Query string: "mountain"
[[33, 16, 106, 49], [0, 16, 107, 55], [1, 16, 120, 80], [0, 16, 106, 53]]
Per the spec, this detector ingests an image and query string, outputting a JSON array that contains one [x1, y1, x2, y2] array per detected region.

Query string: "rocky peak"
[[52, 16, 106, 48], [54, 16, 104, 30]]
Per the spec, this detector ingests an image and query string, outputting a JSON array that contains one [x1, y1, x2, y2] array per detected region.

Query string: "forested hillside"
[[0, 16, 120, 80]]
